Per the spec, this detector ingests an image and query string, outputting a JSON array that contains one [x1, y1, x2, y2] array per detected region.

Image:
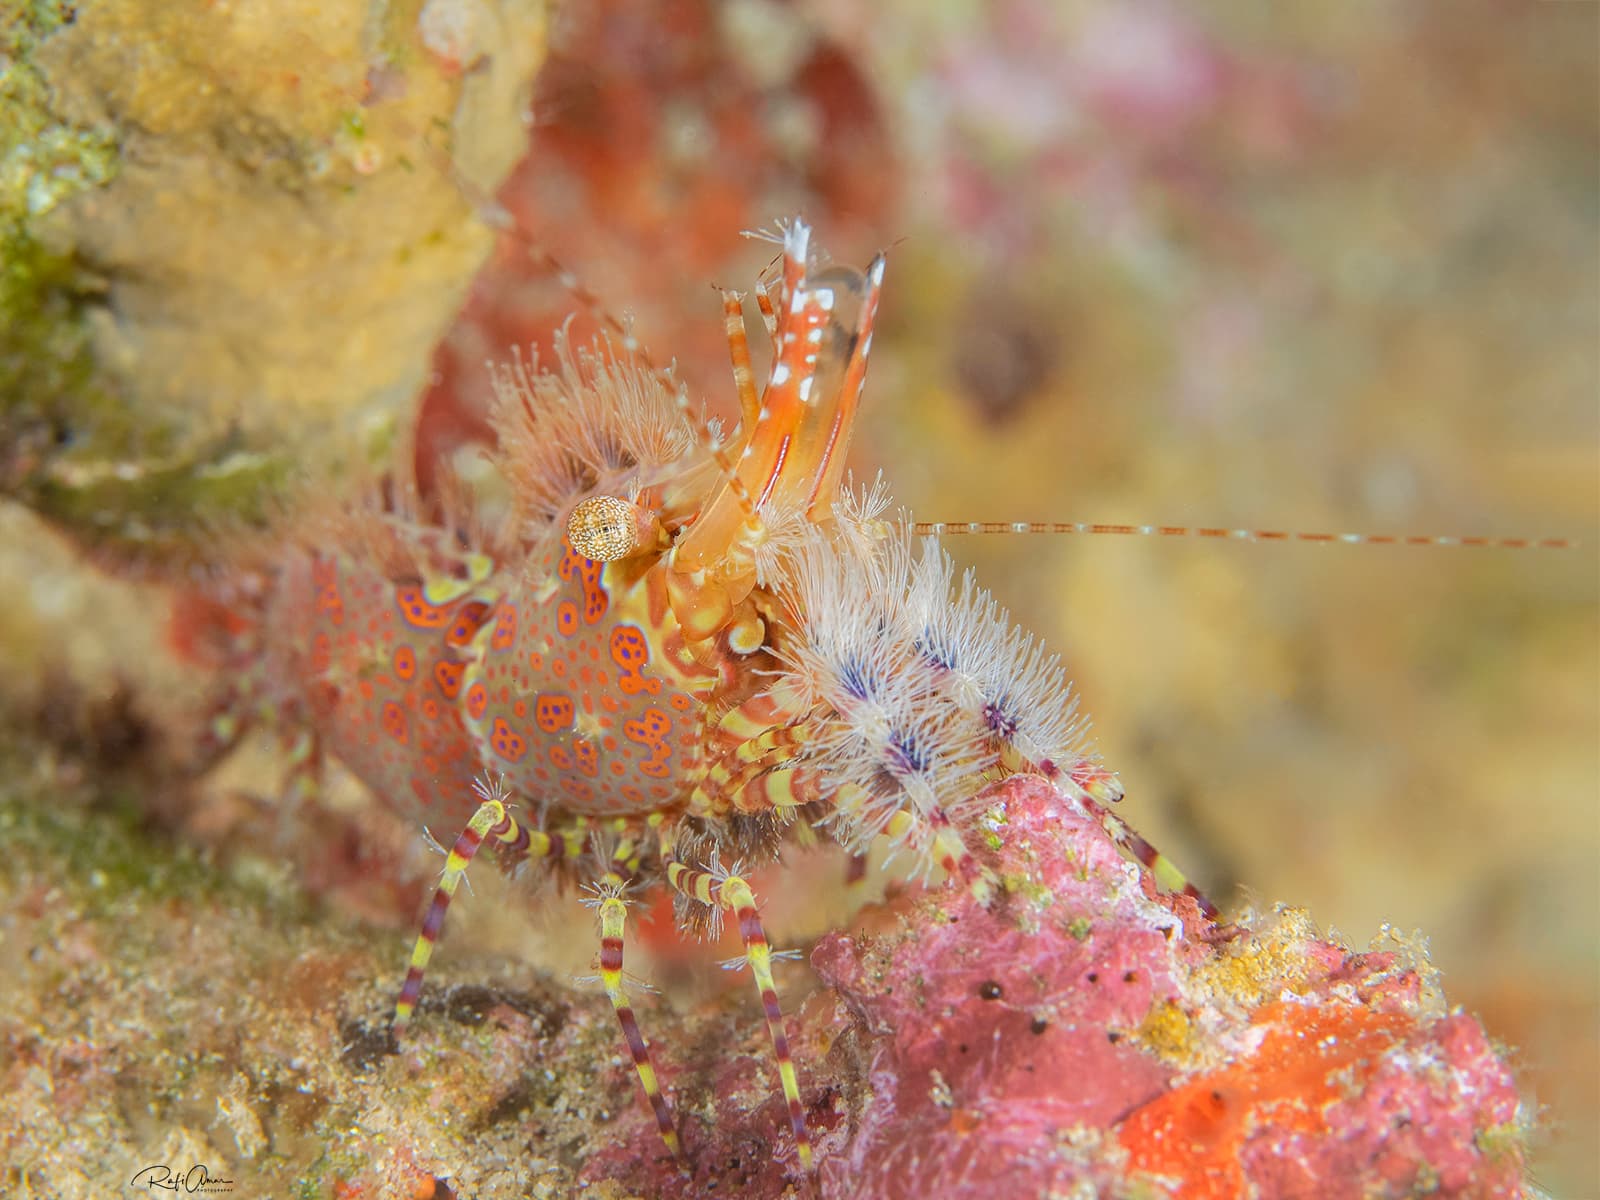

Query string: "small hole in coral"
[[338, 1017, 398, 1071], [1086, 972, 1099, 984], [958, 1043, 969, 1053], [978, 980, 1003, 1000], [1107, 1031, 1122, 1044], [1123, 970, 1137, 983], [1030, 1016, 1049, 1035]]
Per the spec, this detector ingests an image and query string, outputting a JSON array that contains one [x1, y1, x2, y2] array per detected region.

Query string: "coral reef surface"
[[2, 766, 1529, 1199]]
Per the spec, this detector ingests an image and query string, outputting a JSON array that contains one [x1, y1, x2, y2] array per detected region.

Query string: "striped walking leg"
[[392, 779, 550, 1034], [589, 872, 681, 1159], [1075, 791, 1220, 920], [878, 784, 1217, 920], [664, 856, 813, 1170], [881, 804, 996, 903]]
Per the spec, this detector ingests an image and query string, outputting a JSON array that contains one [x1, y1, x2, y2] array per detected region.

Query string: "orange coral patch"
[[1117, 1002, 1417, 1200]]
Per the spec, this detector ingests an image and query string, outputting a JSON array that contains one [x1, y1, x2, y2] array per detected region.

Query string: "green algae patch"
[[0, 0, 547, 571], [1, 2, 122, 509], [0, 4, 119, 224], [0, 790, 218, 910], [0, 780, 310, 919]]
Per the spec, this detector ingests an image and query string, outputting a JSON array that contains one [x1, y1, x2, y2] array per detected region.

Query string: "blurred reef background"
[[1, 0, 1596, 1196]]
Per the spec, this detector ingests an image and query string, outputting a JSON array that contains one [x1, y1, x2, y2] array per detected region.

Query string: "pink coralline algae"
[[589, 775, 1528, 1198]]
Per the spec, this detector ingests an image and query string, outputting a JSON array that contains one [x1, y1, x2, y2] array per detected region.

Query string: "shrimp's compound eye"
[[567, 495, 663, 562]]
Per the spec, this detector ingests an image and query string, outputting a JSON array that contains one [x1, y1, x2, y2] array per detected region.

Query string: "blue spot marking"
[[887, 729, 929, 776], [916, 627, 958, 670], [983, 700, 1020, 741], [839, 655, 873, 700]]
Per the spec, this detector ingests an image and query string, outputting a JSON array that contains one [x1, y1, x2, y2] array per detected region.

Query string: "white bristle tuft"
[[767, 505, 1103, 869]]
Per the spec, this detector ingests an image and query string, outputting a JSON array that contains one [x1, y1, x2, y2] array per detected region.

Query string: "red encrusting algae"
[[578, 774, 1528, 1197]]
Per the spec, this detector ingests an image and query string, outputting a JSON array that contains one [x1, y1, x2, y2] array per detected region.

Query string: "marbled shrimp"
[[194, 220, 1224, 1173]]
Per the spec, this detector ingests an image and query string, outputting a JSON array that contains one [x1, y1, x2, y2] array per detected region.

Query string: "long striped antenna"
[[914, 520, 1573, 549]]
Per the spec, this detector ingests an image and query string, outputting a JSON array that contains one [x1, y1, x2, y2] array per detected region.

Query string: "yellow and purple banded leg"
[[1076, 791, 1221, 920], [876, 785, 1217, 920], [689, 720, 815, 816], [663, 856, 813, 1170], [392, 780, 553, 1035], [588, 873, 682, 1159], [881, 804, 996, 904]]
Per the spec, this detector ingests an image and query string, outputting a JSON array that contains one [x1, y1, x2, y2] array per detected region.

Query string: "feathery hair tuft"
[[767, 511, 1101, 867], [488, 332, 698, 540]]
